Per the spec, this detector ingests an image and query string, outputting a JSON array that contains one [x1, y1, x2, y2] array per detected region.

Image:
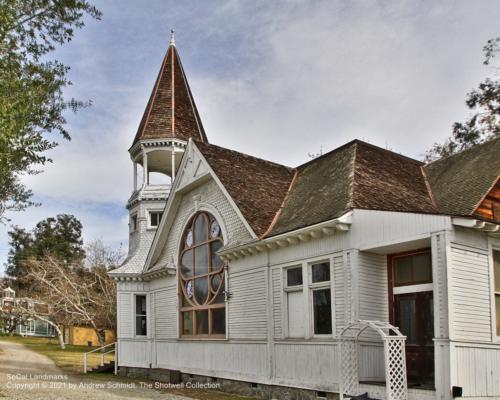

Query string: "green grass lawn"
[[0, 334, 114, 374]]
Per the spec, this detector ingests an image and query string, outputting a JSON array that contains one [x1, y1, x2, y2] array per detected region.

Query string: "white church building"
[[110, 33, 500, 400]]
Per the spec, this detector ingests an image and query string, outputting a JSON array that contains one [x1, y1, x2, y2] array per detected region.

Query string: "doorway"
[[388, 250, 434, 386]]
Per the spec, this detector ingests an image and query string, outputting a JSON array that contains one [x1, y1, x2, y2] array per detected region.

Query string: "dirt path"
[[0, 340, 190, 400]]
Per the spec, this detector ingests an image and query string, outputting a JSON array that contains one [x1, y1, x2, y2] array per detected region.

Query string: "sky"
[[1, 0, 500, 275]]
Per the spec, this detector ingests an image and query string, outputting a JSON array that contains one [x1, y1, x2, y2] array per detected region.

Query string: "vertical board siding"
[[433, 232, 449, 338], [359, 343, 385, 380], [455, 345, 500, 397], [154, 287, 177, 339], [272, 268, 283, 339], [344, 251, 353, 324], [228, 269, 268, 339], [119, 339, 149, 367], [118, 292, 132, 338], [334, 255, 345, 334], [274, 342, 338, 389], [155, 341, 268, 381], [449, 244, 491, 341]]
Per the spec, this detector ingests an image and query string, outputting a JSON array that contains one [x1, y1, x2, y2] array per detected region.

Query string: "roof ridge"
[[425, 135, 500, 167], [296, 138, 423, 170], [194, 139, 293, 171], [174, 47, 207, 142]]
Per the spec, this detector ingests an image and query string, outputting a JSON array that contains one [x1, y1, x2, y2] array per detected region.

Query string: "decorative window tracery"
[[179, 211, 225, 338]]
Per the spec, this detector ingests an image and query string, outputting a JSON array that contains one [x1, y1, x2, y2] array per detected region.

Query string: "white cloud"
[[2, 0, 500, 273]]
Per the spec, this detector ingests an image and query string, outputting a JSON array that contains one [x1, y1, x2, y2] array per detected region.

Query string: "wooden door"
[[394, 291, 434, 384]]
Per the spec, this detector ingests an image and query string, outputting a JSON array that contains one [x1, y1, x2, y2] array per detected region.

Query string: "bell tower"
[[124, 31, 207, 272]]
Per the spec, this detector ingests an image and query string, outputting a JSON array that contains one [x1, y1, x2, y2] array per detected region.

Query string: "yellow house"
[[63, 326, 116, 347]]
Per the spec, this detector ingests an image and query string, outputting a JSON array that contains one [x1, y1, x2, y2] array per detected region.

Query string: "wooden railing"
[[83, 342, 117, 374]]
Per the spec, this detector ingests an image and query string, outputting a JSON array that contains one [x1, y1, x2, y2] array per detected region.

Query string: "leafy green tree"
[[0, 0, 101, 221], [425, 37, 500, 161], [6, 214, 85, 283]]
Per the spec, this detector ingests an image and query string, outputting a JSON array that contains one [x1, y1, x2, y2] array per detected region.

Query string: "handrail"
[[83, 342, 117, 374]]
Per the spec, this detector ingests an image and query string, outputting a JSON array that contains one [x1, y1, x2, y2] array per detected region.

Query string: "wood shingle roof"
[[132, 42, 207, 147], [195, 138, 499, 239]]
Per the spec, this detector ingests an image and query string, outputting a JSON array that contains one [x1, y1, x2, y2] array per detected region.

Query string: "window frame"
[[178, 211, 226, 340], [148, 211, 163, 229], [283, 264, 305, 338], [281, 256, 335, 340], [392, 250, 433, 287], [131, 214, 138, 232], [490, 242, 500, 341], [134, 293, 148, 337], [308, 260, 334, 338]]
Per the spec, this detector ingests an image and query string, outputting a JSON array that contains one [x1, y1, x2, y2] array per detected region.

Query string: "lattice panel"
[[340, 338, 359, 398], [384, 338, 408, 400]]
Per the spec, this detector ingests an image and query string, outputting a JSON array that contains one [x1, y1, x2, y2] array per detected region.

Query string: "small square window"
[[312, 262, 330, 283], [286, 267, 303, 287], [149, 211, 163, 228]]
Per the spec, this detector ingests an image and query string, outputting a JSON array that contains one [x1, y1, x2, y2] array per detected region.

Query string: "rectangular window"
[[312, 262, 330, 283], [287, 266, 303, 286], [494, 250, 500, 336], [313, 288, 332, 334], [310, 261, 332, 335], [131, 215, 137, 231], [149, 211, 163, 228], [135, 295, 147, 336], [285, 265, 304, 337], [287, 290, 304, 337], [394, 252, 432, 286]]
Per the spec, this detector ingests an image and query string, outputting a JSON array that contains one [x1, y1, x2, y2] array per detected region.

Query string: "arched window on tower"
[[179, 212, 225, 338]]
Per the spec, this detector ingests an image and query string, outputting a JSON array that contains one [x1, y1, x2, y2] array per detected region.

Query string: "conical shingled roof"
[[132, 39, 207, 147]]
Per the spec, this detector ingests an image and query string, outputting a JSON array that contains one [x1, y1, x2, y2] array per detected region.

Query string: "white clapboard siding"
[[154, 287, 177, 339], [228, 269, 268, 339], [334, 255, 345, 334], [118, 292, 133, 338], [271, 268, 283, 339], [455, 344, 500, 397], [449, 243, 491, 341], [358, 252, 388, 341], [358, 252, 388, 322]]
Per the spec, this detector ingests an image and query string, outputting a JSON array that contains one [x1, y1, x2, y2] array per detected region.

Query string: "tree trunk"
[[36, 315, 65, 349], [95, 329, 105, 348]]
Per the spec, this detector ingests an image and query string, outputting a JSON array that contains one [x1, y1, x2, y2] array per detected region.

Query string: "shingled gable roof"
[[424, 136, 500, 220], [132, 38, 207, 147], [193, 141, 295, 237], [268, 140, 438, 237], [194, 137, 498, 241]]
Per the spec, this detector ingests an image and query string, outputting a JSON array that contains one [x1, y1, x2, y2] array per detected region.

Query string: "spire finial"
[[169, 29, 175, 47]]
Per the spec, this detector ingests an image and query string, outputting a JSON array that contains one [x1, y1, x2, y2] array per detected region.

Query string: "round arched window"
[[179, 212, 225, 337]]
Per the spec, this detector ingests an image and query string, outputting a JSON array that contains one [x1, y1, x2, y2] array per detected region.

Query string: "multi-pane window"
[[285, 266, 304, 338], [393, 252, 432, 286], [284, 261, 333, 338], [179, 212, 225, 338], [494, 250, 500, 336], [149, 211, 163, 228], [135, 295, 147, 336], [310, 262, 332, 335]]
